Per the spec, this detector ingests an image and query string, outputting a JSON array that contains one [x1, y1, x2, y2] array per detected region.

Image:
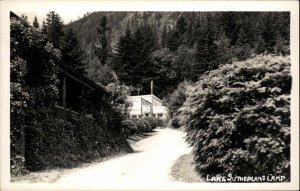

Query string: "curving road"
[[54, 128, 191, 189], [10, 128, 193, 190]]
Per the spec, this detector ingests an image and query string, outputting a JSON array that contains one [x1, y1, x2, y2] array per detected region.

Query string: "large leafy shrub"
[[131, 118, 146, 133], [164, 81, 190, 129], [140, 118, 152, 132], [167, 116, 180, 129], [180, 55, 291, 181], [154, 117, 165, 127], [106, 81, 133, 117], [10, 16, 60, 175], [143, 117, 157, 130], [122, 117, 162, 136], [165, 81, 190, 116], [24, 114, 132, 171], [122, 119, 138, 135]]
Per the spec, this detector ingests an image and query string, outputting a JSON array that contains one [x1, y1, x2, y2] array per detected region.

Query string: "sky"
[[12, 1, 121, 25], [9, 0, 298, 25], [18, 11, 86, 25], [12, 3, 97, 24]]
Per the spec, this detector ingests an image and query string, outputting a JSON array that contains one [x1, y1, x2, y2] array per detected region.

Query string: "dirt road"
[[56, 128, 191, 187], [11, 128, 194, 190]]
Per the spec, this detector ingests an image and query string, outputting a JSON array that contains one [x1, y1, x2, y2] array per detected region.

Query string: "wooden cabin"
[[55, 58, 109, 119], [10, 12, 109, 120]]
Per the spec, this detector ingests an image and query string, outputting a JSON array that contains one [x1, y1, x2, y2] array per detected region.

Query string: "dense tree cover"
[[41, 11, 87, 74], [179, 55, 291, 181], [66, 12, 289, 98], [166, 15, 188, 51], [112, 21, 158, 95]]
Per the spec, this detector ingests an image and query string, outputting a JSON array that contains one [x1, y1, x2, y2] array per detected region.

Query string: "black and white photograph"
[[0, 0, 299, 190]]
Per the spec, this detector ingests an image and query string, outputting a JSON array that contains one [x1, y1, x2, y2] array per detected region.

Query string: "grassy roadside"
[[170, 153, 204, 183], [11, 151, 129, 183]]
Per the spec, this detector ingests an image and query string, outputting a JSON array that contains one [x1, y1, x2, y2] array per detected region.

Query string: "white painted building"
[[128, 94, 169, 119]]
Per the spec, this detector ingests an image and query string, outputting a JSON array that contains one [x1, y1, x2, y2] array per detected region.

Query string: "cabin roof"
[[56, 58, 108, 93], [129, 94, 163, 103]]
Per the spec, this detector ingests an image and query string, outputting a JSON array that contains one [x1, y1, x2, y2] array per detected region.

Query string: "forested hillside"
[[64, 12, 290, 99]]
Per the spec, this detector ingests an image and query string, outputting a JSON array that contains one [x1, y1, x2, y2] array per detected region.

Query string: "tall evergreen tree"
[[167, 15, 188, 51], [234, 22, 253, 60], [191, 14, 221, 81], [32, 16, 39, 29], [273, 12, 290, 55], [160, 24, 168, 48], [259, 12, 280, 53], [113, 22, 158, 94], [150, 48, 178, 97], [176, 15, 188, 35], [41, 20, 47, 34], [219, 12, 241, 46], [175, 45, 196, 81], [42, 11, 64, 48], [113, 25, 135, 85], [61, 28, 86, 74], [90, 15, 111, 83], [276, 12, 290, 42], [132, 22, 158, 94], [186, 19, 195, 48], [94, 15, 110, 65]]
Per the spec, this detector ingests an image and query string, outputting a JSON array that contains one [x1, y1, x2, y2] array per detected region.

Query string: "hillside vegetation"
[[64, 12, 290, 98]]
